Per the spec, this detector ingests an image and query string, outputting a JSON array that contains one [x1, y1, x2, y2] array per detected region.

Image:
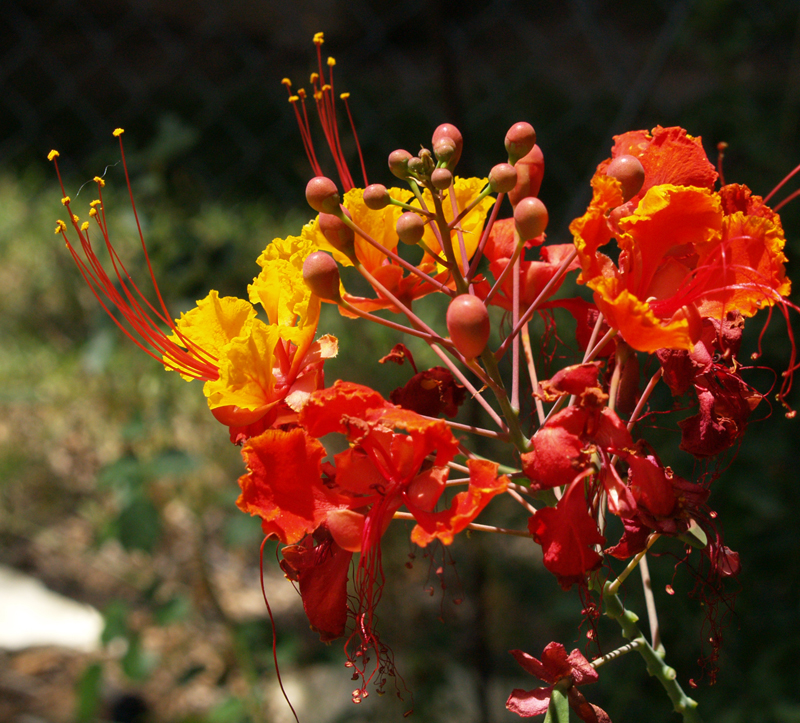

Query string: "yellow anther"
[[314, 90, 323, 101], [89, 208, 97, 217], [313, 32, 324, 45], [90, 199, 101, 207], [281, 77, 292, 87], [340, 92, 350, 100], [310, 72, 319, 84], [47, 150, 60, 161], [322, 84, 331, 92], [113, 128, 124, 137], [327, 56, 336, 67], [72, 214, 79, 223], [288, 95, 299, 103], [93, 176, 106, 187], [61, 196, 70, 205], [81, 221, 90, 231], [55, 220, 67, 234], [298, 88, 307, 99]]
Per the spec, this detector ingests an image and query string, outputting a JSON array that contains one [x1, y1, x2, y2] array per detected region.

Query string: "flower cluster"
[[51, 33, 799, 723]]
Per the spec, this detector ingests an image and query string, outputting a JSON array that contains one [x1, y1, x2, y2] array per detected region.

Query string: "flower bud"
[[505, 122, 536, 165], [407, 156, 425, 176], [431, 167, 453, 190], [303, 251, 342, 301], [433, 136, 457, 164], [605, 154, 645, 203], [432, 124, 463, 168], [446, 294, 491, 360], [388, 149, 413, 179], [318, 212, 355, 254], [363, 184, 390, 210], [306, 176, 341, 214], [513, 196, 548, 242], [396, 212, 425, 245], [488, 163, 517, 194], [507, 144, 545, 207]]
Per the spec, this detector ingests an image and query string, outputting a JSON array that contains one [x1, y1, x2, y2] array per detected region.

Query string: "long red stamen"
[[716, 142, 727, 187], [773, 186, 800, 212], [50, 142, 219, 380], [341, 94, 368, 187], [764, 160, 800, 203], [284, 33, 364, 191], [260, 537, 301, 723]]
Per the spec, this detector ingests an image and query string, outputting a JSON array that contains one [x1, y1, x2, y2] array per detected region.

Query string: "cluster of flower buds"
[[50, 32, 800, 723]]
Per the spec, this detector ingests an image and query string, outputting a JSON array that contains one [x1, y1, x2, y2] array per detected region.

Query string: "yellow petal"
[[204, 319, 283, 411], [166, 291, 256, 379]]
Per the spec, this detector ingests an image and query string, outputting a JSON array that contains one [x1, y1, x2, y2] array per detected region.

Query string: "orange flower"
[[572, 127, 791, 352]]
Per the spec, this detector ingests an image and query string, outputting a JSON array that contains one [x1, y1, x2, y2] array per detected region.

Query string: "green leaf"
[[207, 696, 247, 723], [97, 455, 147, 492], [149, 448, 198, 477], [154, 595, 191, 625], [101, 600, 130, 645], [117, 497, 162, 552], [74, 662, 103, 722], [121, 632, 157, 681]]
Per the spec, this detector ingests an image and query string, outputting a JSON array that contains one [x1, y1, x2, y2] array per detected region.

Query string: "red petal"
[[281, 537, 352, 642], [528, 477, 605, 589], [390, 366, 466, 418], [506, 687, 552, 718], [236, 427, 348, 544], [521, 408, 589, 490], [301, 380, 386, 437]]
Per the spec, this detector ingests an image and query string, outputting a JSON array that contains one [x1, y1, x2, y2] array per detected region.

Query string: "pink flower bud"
[[488, 163, 517, 194], [306, 176, 341, 214], [433, 136, 457, 164], [432, 124, 463, 168], [303, 251, 341, 301], [446, 294, 490, 359], [505, 122, 536, 164], [508, 144, 545, 207], [319, 212, 355, 254], [396, 212, 425, 245], [605, 154, 645, 203], [513, 196, 548, 242], [388, 149, 413, 179], [363, 184, 390, 210], [407, 156, 425, 175], [431, 167, 453, 190]]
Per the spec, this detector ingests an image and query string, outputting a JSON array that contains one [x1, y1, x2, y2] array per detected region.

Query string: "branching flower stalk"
[[49, 32, 800, 723]]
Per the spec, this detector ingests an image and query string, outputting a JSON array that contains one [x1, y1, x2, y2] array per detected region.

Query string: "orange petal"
[[409, 459, 508, 546]]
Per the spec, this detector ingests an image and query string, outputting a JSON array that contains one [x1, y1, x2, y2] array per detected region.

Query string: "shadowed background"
[[2, 1, 800, 721]]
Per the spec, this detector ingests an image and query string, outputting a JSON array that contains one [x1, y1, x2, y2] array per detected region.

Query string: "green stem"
[[602, 583, 703, 723], [479, 343, 530, 451], [544, 685, 570, 723], [605, 535, 659, 597]]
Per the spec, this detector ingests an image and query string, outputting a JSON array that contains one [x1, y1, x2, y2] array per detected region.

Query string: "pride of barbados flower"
[[51, 32, 800, 723], [572, 126, 791, 353]]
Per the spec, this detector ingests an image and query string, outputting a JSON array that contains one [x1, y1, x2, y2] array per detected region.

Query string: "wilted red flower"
[[521, 362, 634, 491], [507, 642, 610, 722], [528, 474, 607, 589]]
